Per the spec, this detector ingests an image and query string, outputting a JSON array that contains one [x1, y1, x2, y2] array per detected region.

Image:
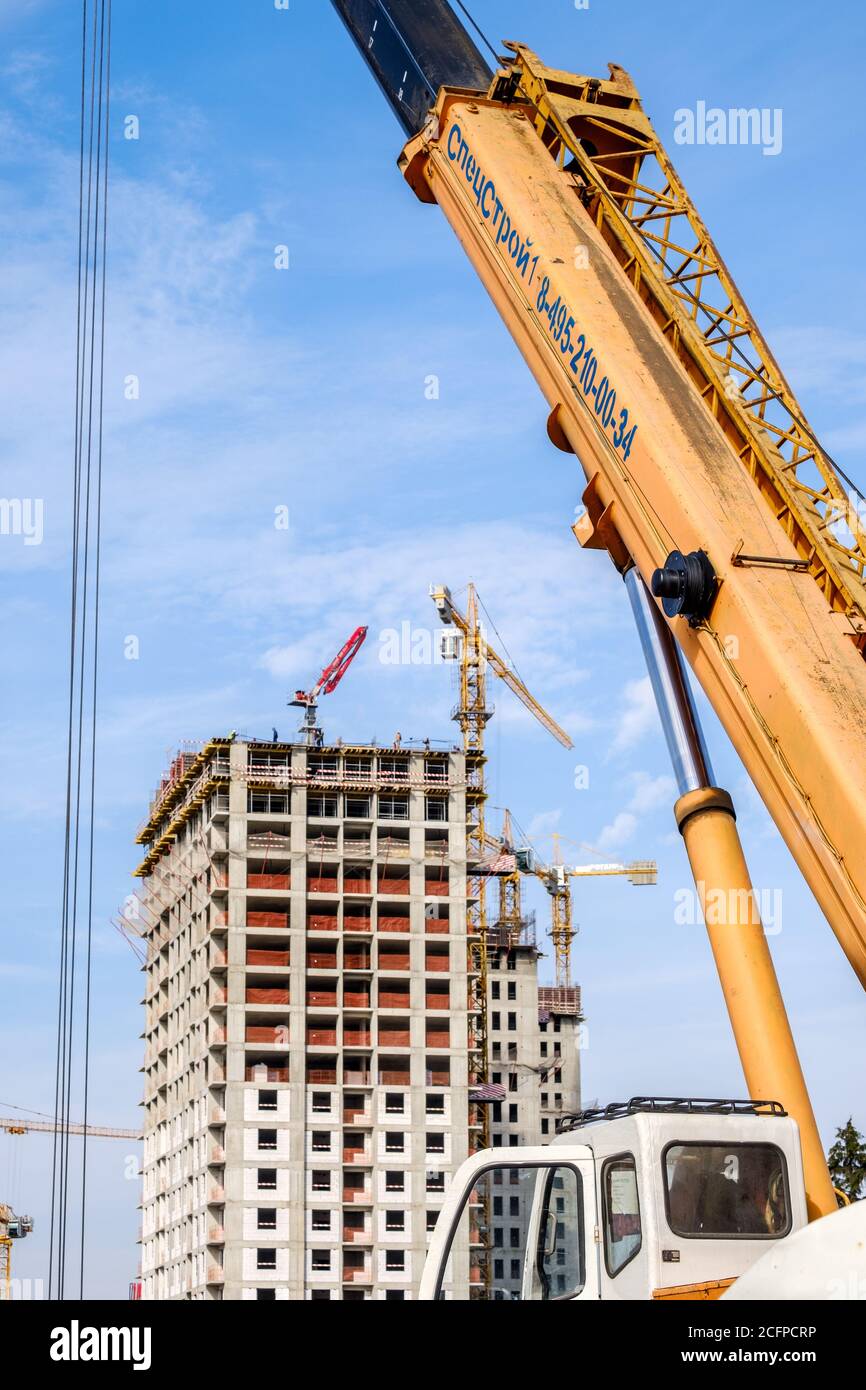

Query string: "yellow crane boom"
[[0, 1111, 140, 1299], [567, 861, 657, 884], [430, 584, 573, 750], [334, 0, 852, 1218], [405, 58, 866, 992], [527, 845, 658, 988], [0, 1116, 142, 1141]]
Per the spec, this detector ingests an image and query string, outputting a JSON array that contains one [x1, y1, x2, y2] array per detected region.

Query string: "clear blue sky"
[[1, 0, 864, 1298]]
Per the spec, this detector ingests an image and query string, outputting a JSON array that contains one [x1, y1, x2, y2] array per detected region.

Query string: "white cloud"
[[526, 809, 562, 840], [824, 421, 866, 452], [595, 770, 676, 851], [764, 326, 866, 476], [0, 73, 642, 897], [259, 632, 346, 684], [596, 811, 637, 852], [628, 771, 676, 815], [2, 48, 52, 94], [610, 676, 657, 754], [769, 326, 866, 405]]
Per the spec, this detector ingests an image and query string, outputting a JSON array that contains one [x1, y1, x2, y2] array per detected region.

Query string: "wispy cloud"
[[609, 676, 657, 755], [770, 326, 866, 406], [595, 771, 676, 851], [0, 1, 49, 27], [2, 47, 53, 97], [526, 808, 562, 841]]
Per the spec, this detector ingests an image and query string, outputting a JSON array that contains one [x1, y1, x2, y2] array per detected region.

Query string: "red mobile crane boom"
[[290, 625, 368, 744]]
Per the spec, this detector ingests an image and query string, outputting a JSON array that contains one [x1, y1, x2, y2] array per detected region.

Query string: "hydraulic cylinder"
[[625, 567, 837, 1220]]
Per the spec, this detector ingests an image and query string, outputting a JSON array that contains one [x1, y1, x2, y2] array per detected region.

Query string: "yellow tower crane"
[[0, 1111, 141, 1300], [493, 818, 657, 988], [533, 835, 658, 988], [0, 1203, 32, 1303], [430, 583, 573, 1130], [430, 583, 572, 1290], [488, 808, 532, 951]]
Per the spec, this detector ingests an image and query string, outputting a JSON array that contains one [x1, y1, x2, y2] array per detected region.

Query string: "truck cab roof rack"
[[558, 1097, 787, 1133]]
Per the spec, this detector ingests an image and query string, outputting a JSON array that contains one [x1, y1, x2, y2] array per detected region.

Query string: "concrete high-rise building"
[[136, 735, 581, 1301]]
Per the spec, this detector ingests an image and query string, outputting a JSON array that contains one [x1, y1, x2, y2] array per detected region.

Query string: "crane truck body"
[[329, 0, 866, 1294], [418, 1100, 808, 1301]]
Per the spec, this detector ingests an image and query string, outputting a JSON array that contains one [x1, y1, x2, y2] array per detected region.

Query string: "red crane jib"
[[295, 626, 368, 704]]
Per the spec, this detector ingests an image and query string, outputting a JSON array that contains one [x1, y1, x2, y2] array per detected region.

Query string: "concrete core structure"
[[136, 736, 581, 1300]]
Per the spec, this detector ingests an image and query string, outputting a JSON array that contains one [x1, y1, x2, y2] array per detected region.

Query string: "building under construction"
[[135, 735, 581, 1300]]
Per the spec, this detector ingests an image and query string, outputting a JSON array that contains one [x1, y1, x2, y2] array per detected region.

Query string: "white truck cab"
[[419, 1098, 808, 1301]]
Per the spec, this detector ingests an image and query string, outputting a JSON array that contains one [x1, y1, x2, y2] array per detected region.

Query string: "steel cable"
[[49, 0, 111, 1301]]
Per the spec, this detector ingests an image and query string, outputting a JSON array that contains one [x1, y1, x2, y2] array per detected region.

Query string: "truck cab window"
[[533, 1167, 584, 1300], [434, 1163, 586, 1300], [664, 1143, 790, 1238], [602, 1155, 642, 1276]]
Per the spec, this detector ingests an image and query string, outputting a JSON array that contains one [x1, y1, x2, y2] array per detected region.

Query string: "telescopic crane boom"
[[330, 0, 866, 1219]]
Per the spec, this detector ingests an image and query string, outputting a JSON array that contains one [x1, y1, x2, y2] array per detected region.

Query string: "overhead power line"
[[50, 0, 112, 1303]]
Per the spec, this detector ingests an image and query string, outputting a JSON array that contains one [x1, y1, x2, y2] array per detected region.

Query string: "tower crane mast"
[[514, 833, 658, 989], [431, 583, 572, 1289], [430, 583, 572, 1125]]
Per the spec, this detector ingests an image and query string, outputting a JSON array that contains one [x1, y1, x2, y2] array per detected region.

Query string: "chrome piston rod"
[[623, 566, 714, 796]]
